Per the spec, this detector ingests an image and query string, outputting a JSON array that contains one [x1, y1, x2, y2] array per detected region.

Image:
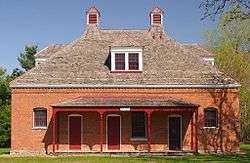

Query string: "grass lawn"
[[0, 144, 249, 163], [0, 148, 9, 155]]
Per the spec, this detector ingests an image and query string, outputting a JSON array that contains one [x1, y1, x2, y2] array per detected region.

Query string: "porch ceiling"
[[52, 96, 198, 108]]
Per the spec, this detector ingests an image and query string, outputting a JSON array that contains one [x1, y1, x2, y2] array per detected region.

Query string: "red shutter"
[[89, 14, 97, 24], [153, 14, 161, 24]]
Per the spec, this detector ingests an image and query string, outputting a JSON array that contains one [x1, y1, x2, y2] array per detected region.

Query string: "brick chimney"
[[149, 7, 164, 40], [86, 6, 100, 26]]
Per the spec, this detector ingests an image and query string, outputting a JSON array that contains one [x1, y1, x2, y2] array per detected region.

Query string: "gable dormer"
[[86, 6, 100, 25], [110, 47, 143, 72]]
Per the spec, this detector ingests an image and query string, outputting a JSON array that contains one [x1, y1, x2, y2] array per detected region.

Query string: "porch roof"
[[52, 96, 198, 108]]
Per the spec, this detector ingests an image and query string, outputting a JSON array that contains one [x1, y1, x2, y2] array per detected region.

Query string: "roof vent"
[[86, 6, 100, 25], [149, 7, 164, 40], [150, 7, 164, 26]]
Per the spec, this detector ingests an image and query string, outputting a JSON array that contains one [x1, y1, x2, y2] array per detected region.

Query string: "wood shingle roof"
[[11, 25, 238, 88]]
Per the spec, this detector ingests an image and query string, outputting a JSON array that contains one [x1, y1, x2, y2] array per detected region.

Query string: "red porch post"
[[195, 108, 198, 153], [146, 111, 152, 152], [191, 112, 194, 151], [52, 109, 56, 153], [99, 112, 104, 153], [56, 113, 59, 150]]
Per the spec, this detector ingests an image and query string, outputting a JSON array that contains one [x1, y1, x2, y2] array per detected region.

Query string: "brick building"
[[10, 7, 240, 154]]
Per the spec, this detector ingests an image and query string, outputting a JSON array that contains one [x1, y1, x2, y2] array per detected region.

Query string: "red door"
[[107, 116, 120, 150], [69, 116, 81, 150]]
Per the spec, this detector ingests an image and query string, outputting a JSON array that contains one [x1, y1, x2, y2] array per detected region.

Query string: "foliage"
[[0, 104, 10, 147], [0, 44, 37, 148], [204, 7, 250, 142], [10, 68, 24, 80], [200, 0, 250, 20], [0, 68, 11, 147], [17, 45, 37, 71]]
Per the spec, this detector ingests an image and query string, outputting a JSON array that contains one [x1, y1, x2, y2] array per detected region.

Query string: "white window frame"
[[150, 13, 163, 25], [32, 108, 47, 129], [203, 108, 218, 129], [111, 47, 143, 72]]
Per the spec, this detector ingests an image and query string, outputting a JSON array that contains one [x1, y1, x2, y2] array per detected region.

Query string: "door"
[[69, 116, 82, 150], [107, 115, 120, 150], [169, 116, 181, 150]]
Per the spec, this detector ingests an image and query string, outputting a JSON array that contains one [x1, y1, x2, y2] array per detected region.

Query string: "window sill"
[[130, 137, 148, 141], [32, 127, 47, 130], [203, 127, 218, 129]]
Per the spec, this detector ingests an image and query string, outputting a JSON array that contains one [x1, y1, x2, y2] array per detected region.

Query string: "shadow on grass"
[[0, 148, 10, 155], [0, 144, 249, 162]]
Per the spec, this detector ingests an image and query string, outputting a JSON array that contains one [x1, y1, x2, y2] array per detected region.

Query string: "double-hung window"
[[33, 108, 47, 128], [204, 108, 218, 128]]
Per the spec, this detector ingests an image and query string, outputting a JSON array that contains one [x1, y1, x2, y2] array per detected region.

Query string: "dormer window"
[[111, 47, 143, 72]]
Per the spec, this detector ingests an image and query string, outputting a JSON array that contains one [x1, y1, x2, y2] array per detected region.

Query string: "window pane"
[[115, 53, 125, 70], [132, 112, 146, 138], [204, 109, 217, 127], [34, 109, 47, 127], [129, 53, 139, 70]]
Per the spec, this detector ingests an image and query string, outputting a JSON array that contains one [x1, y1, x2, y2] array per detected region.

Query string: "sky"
[[0, 0, 217, 73]]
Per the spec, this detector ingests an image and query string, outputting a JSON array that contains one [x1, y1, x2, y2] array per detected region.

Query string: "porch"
[[51, 97, 199, 154]]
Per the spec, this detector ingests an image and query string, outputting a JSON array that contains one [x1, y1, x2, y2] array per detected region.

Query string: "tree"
[[0, 68, 11, 147], [204, 7, 250, 142], [17, 45, 38, 71], [10, 68, 24, 80], [200, 0, 250, 20]]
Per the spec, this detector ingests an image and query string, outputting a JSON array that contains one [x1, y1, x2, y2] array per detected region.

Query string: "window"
[[33, 108, 47, 128], [132, 112, 146, 138], [129, 53, 139, 70], [153, 14, 161, 24], [88, 14, 97, 24], [204, 108, 218, 127], [111, 47, 143, 72], [115, 53, 125, 70]]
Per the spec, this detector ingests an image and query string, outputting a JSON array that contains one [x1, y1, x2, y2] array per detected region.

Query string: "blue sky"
[[0, 0, 217, 73]]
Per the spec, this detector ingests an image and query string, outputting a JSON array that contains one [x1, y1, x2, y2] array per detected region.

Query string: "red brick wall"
[[11, 88, 240, 154]]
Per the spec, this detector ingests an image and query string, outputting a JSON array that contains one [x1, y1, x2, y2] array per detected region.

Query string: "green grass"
[[0, 148, 9, 155], [0, 144, 249, 163]]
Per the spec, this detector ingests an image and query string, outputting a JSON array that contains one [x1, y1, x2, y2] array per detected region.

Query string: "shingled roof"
[[10, 7, 238, 88], [183, 43, 215, 58], [35, 44, 67, 59], [52, 96, 198, 108]]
